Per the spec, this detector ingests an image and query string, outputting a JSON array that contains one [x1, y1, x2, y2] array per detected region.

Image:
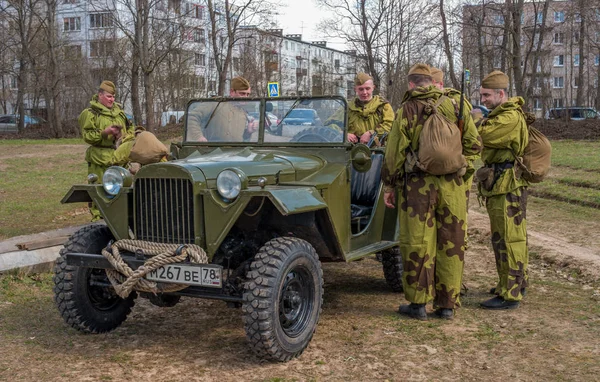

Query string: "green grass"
[[0, 138, 83, 145], [549, 140, 600, 170]]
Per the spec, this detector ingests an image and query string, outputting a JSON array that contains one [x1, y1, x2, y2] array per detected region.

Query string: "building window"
[[574, 54, 580, 67], [575, 13, 581, 22], [574, 78, 579, 88], [89, 40, 114, 57], [553, 98, 564, 108], [533, 76, 542, 88], [553, 32, 564, 44], [596, 55, 600, 66], [493, 15, 504, 25], [285, 41, 288, 50], [188, 4, 203, 19], [10, 76, 17, 89], [536, 12, 543, 24], [63, 17, 80, 31], [194, 28, 205, 43], [553, 77, 564, 88], [195, 53, 205, 66], [168, 0, 182, 14], [533, 98, 542, 110], [64, 44, 82, 58], [573, 32, 580, 43], [554, 11, 564, 22], [554, 55, 564, 67], [63, 0, 77, 3], [89, 13, 112, 29]]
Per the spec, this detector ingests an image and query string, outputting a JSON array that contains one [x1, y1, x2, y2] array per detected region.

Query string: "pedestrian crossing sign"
[[268, 82, 280, 97]]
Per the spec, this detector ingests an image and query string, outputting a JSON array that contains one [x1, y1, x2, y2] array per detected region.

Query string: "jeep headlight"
[[102, 166, 132, 196], [216, 169, 246, 200]]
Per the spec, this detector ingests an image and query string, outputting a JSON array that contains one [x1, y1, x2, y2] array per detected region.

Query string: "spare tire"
[[290, 127, 343, 143]]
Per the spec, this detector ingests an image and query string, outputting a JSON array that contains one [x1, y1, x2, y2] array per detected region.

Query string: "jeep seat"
[[351, 153, 384, 226]]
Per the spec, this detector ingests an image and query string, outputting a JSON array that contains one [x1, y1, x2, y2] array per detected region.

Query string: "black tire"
[[243, 237, 323, 362], [53, 224, 136, 333], [381, 247, 404, 293], [290, 127, 342, 143]]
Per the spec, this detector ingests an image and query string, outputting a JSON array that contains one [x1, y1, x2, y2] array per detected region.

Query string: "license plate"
[[146, 263, 222, 288]]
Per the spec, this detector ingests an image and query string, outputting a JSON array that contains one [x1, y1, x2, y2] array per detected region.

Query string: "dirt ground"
[[1, 201, 599, 382]]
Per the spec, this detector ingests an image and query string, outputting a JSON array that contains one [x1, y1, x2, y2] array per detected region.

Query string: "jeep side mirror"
[[351, 144, 372, 172]]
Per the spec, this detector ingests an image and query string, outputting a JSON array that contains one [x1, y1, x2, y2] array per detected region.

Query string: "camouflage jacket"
[[477, 96, 530, 196], [382, 86, 482, 188], [78, 95, 133, 166], [347, 95, 395, 137]]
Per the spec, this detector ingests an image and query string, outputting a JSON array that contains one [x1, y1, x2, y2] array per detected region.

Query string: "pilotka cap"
[[354, 72, 374, 86], [407, 63, 432, 77], [231, 76, 251, 91], [481, 70, 509, 89], [99, 80, 116, 95], [430, 67, 444, 83]]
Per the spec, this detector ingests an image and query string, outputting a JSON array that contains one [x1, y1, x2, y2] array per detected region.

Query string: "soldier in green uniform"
[[382, 64, 482, 320], [326, 73, 394, 144], [79, 81, 133, 221], [477, 70, 529, 310], [186, 76, 257, 142]]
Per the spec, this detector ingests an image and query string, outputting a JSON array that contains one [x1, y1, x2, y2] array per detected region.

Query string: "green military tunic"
[[382, 86, 482, 309], [186, 101, 253, 142], [347, 95, 394, 138], [477, 96, 529, 302], [79, 95, 133, 220]]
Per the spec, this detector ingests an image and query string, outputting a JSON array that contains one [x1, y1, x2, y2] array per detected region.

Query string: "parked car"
[[54, 95, 402, 362], [0, 114, 46, 133], [545, 107, 599, 120], [278, 108, 323, 137]]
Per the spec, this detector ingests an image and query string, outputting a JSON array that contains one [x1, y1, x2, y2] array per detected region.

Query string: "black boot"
[[480, 296, 520, 310], [434, 308, 454, 320], [398, 303, 427, 321]]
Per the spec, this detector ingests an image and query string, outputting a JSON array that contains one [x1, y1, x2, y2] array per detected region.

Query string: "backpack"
[[404, 96, 466, 175], [129, 130, 170, 165], [513, 111, 552, 183]]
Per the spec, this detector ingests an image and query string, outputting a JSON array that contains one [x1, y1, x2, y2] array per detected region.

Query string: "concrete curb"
[[0, 224, 92, 275]]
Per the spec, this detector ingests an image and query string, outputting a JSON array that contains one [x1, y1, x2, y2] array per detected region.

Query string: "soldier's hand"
[[347, 133, 358, 143], [359, 132, 372, 144], [199, 136, 208, 142], [103, 125, 121, 139], [384, 191, 395, 209]]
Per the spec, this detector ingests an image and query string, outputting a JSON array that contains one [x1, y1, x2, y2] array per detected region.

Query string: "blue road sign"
[[268, 82, 280, 97]]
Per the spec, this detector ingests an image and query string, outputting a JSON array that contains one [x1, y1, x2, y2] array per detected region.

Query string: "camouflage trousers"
[[87, 162, 108, 222], [485, 187, 529, 301], [399, 173, 467, 309]]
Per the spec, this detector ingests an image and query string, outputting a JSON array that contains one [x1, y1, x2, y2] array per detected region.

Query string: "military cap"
[[231, 76, 250, 91], [481, 70, 509, 89], [99, 80, 116, 95], [430, 67, 444, 83], [354, 72, 374, 86], [407, 63, 432, 77]]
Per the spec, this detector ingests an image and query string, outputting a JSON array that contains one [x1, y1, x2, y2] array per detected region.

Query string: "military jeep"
[[53, 95, 403, 362]]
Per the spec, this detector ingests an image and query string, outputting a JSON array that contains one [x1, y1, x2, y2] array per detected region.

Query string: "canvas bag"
[[513, 111, 552, 183], [129, 131, 169, 165], [405, 96, 466, 175]]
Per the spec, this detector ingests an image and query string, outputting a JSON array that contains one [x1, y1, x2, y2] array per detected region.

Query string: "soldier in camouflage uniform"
[[327, 73, 394, 144], [477, 70, 529, 310], [79, 81, 134, 221], [382, 64, 482, 320], [186, 76, 257, 142]]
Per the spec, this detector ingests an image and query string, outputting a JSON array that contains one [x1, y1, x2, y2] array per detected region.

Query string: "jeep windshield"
[[185, 96, 347, 144]]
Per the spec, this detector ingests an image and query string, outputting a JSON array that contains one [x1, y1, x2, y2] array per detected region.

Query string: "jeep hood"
[[173, 147, 324, 181]]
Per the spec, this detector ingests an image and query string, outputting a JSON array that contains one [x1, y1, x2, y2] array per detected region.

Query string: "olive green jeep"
[[53, 96, 403, 362]]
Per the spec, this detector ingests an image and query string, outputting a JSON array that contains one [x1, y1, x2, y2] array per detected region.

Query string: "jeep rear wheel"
[[381, 247, 404, 293], [53, 224, 136, 333], [243, 237, 323, 362]]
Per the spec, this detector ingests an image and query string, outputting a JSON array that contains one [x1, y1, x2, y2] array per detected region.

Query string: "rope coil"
[[101, 240, 209, 298]]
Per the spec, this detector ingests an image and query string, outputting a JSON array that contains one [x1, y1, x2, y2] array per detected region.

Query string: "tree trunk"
[[575, 0, 585, 106], [440, 0, 458, 89]]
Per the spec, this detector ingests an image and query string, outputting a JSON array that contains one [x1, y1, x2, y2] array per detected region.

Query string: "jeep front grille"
[[134, 178, 195, 244]]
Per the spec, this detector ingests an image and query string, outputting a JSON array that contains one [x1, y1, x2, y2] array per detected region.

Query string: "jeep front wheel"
[[243, 237, 323, 362], [381, 247, 404, 293], [53, 224, 136, 333]]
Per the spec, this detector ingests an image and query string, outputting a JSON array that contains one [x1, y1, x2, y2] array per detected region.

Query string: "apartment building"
[[462, 0, 600, 117]]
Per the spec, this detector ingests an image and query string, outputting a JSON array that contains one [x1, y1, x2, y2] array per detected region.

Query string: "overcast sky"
[[276, 0, 348, 51]]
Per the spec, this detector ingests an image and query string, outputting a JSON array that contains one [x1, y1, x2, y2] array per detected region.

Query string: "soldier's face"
[[480, 87, 505, 110], [355, 80, 374, 102], [433, 80, 444, 90], [230, 88, 251, 97], [98, 91, 115, 108]]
